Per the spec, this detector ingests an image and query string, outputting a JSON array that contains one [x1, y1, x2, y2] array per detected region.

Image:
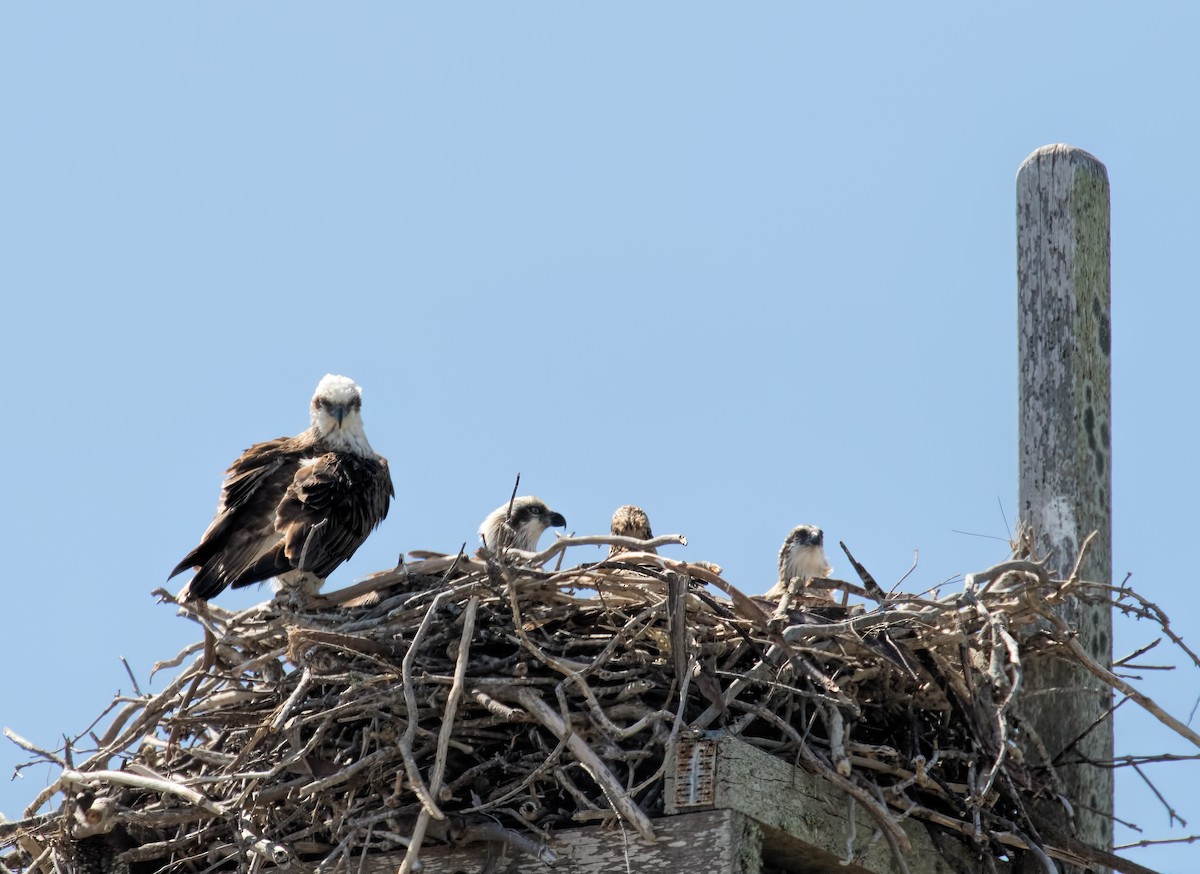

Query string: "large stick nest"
[[2, 529, 1196, 873]]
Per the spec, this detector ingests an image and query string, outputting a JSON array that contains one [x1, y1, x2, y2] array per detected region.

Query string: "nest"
[[2, 529, 1196, 874]]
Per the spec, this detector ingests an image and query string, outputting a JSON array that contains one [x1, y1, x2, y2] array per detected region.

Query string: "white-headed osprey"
[[170, 374, 394, 602], [609, 504, 656, 557], [478, 496, 566, 553], [764, 524, 833, 601]]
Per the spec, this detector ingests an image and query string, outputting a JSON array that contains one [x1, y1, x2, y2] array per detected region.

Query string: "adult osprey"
[[764, 524, 832, 601], [170, 374, 394, 602], [478, 496, 566, 553], [609, 505, 656, 557]]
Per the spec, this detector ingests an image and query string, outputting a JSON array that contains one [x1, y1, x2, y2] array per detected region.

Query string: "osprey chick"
[[170, 374, 394, 601], [609, 504, 656, 557], [764, 524, 833, 601], [478, 496, 566, 553]]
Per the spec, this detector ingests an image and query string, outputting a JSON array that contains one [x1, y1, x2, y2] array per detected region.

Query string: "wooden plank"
[[665, 735, 979, 874], [1016, 142, 1114, 868], [358, 808, 760, 874]]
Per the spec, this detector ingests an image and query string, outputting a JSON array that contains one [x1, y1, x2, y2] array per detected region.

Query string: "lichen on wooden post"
[[1016, 143, 1114, 866]]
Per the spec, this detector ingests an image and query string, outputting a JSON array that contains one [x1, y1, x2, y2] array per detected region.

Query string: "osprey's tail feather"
[[233, 547, 294, 590], [174, 546, 292, 602], [176, 563, 228, 602]]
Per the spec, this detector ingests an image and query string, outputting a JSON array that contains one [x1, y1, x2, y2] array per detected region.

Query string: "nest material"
[[2, 530, 1196, 873]]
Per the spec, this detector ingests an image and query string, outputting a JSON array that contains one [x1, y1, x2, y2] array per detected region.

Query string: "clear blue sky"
[[2, 5, 1198, 872]]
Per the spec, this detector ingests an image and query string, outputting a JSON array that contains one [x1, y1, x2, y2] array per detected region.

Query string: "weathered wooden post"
[[1016, 144, 1114, 866]]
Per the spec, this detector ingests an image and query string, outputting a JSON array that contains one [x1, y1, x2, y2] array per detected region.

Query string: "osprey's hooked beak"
[[332, 405, 346, 428], [548, 512, 567, 529]]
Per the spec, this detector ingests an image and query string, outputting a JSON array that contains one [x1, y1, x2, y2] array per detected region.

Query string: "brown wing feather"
[[274, 453, 393, 579], [170, 437, 305, 600]]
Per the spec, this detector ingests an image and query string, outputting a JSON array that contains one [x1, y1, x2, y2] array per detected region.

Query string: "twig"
[[119, 656, 144, 697], [512, 687, 655, 842], [399, 596, 479, 874], [528, 533, 687, 567], [838, 541, 887, 601], [58, 769, 227, 815], [1131, 760, 1187, 828], [397, 588, 459, 821], [1115, 834, 1200, 850], [3, 729, 65, 767], [963, 559, 1050, 598], [1039, 609, 1200, 749]]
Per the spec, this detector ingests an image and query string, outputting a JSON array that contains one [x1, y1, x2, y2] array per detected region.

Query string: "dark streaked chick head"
[[778, 524, 832, 583], [610, 504, 655, 556], [478, 496, 567, 552]]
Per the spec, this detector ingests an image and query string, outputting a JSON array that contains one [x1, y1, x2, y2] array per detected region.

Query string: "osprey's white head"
[[778, 524, 833, 584], [310, 374, 375, 456], [479, 496, 567, 552]]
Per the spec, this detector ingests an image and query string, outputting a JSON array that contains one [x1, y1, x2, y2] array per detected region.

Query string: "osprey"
[[478, 496, 566, 553], [764, 524, 832, 601], [170, 374, 394, 602], [609, 504, 656, 557]]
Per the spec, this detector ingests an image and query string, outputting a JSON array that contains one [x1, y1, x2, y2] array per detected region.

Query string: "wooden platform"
[[365, 736, 989, 873]]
